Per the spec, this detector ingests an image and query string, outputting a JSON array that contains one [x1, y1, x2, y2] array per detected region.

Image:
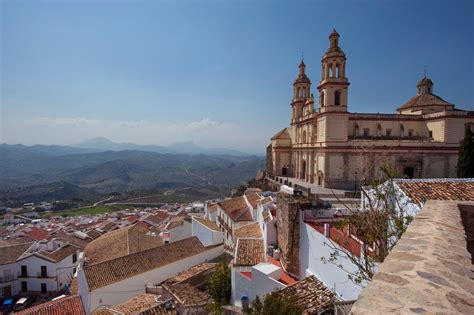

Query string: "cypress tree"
[[457, 126, 474, 178]]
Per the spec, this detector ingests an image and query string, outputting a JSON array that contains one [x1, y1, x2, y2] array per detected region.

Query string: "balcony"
[[17, 272, 52, 278], [0, 275, 16, 283], [217, 216, 233, 234]]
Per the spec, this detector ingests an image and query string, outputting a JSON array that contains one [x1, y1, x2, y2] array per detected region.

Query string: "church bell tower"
[[317, 29, 349, 113], [291, 60, 312, 121]]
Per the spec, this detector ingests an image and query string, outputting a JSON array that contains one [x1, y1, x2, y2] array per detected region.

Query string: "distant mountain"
[[73, 137, 251, 156], [0, 144, 265, 205]]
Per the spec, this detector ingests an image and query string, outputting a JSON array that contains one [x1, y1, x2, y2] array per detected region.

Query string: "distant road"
[[185, 166, 211, 185]]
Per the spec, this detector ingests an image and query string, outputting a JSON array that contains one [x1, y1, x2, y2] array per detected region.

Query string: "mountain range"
[[73, 137, 251, 156], [0, 140, 265, 206]]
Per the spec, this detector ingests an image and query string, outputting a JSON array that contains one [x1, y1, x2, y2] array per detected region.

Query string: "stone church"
[[267, 30, 473, 190]]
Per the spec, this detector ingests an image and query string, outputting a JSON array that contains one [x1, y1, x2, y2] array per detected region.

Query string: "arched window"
[[377, 123, 382, 136], [302, 131, 306, 143], [334, 90, 341, 106], [336, 64, 340, 78], [328, 64, 333, 78], [320, 92, 325, 107], [400, 124, 405, 137], [354, 124, 359, 137]]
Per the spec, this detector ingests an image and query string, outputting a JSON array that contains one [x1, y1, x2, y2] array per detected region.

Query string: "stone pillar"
[[276, 192, 312, 277]]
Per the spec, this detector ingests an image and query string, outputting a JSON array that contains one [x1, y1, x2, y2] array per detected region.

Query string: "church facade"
[[267, 30, 474, 190]]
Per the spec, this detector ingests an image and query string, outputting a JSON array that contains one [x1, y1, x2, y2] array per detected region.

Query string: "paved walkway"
[[267, 176, 351, 197]]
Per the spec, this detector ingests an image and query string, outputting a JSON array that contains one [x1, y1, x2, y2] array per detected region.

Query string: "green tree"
[[206, 259, 231, 305], [258, 293, 302, 315], [457, 126, 474, 178]]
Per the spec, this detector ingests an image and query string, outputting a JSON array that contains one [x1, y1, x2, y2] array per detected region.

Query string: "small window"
[[41, 283, 47, 294], [429, 130, 433, 138], [363, 129, 370, 137], [386, 129, 392, 137], [21, 265, 27, 277], [21, 281, 28, 292], [72, 253, 77, 263], [334, 90, 341, 106], [41, 266, 47, 277], [408, 129, 414, 137]]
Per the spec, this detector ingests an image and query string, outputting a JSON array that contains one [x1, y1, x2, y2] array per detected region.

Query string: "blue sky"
[[1, 0, 473, 154]]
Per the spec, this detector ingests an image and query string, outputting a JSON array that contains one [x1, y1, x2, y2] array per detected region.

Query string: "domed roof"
[[417, 76, 433, 87], [397, 93, 453, 111], [330, 28, 339, 37]]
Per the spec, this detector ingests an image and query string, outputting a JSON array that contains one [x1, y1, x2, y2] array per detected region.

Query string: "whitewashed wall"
[[192, 219, 223, 247], [79, 244, 224, 314], [169, 221, 192, 243], [0, 262, 20, 296], [299, 222, 364, 301], [231, 266, 252, 307]]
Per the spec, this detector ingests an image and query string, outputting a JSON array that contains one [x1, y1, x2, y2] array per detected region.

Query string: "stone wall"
[[276, 193, 312, 277], [351, 200, 474, 314]]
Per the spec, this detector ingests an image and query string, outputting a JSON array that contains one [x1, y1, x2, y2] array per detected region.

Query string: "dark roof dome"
[[417, 76, 433, 87]]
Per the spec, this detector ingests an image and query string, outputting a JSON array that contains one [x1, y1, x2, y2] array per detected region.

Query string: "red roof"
[[267, 256, 298, 285], [16, 295, 85, 315], [240, 271, 252, 280], [306, 222, 362, 258], [126, 215, 138, 223], [26, 227, 49, 241]]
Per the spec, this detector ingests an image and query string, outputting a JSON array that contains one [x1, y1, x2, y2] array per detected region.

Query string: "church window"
[[334, 90, 341, 105], [302, 131, 307, 143], [363, 128, 370, 137], [386, 129, 392, 137], [408, 129, 414, 137], [354, 124, 359, 137], [429, 130, 433, 138], [328, 64, 333, 77], [400, 124, 405, 137], [336, 64, 340, 78], [320, 92, 325, 107]]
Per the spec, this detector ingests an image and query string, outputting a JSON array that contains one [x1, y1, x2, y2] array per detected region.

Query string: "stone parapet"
[[351, 200, 474, 314]]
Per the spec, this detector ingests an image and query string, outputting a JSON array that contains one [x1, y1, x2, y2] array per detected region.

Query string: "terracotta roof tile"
[[234, 238, 265, 266], [48, 233, 91, 250], [276, 275, 335, 314], [145, 211, 170, 226], [37, 244, 80, 263], [16, 295, 85, 315], [84, 237, 208, 290], [85, 223, 163, 265], [0, 243, 32, 265], [234, 222, 262, 239], [164, 262, 217, 286], [262, 209, 272, 224], [163, 283, 212, 307], [395, 179, 474, 206], [111, 293, 161, 314], [193, 217, 221, 232], [26, 227, 49, 241], [218, 196, 253, 222], [245, 191, 263, 209], [397, 93, 453, 111]]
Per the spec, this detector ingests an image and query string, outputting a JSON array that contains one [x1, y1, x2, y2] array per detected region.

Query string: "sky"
[[1, 0, 473, 154]]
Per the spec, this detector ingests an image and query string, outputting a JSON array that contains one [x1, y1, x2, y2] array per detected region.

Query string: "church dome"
[[417, 76, 433, 87]]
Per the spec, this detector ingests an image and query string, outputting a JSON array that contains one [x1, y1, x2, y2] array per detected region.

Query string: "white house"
[[191, 217, 223, 247], [165, 216, 192, 243], [77, 237, 223, 314], [0, 240, 80, 297]]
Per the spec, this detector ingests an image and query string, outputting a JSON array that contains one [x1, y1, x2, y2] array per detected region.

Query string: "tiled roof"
[[271, 128, 290, 140], [165, 216, 188, 230], [234, 222, 262, 239], [101, 221, 118, 232], [16, 295, 85, 315], [276, 275, 335, 314], [164, 283, 212, 308], [83, 237, 208, 290], [395, 179, 474, 206], [37, 244, 80, 263], [245, 191, 263, 209], [397, 93, 453, 111], [207, 203, 218, 213], [145, 211, 170, 226], [262, 209, 272, 224], [84, 222, 163, 265], [234, 238, 265, 266], [26, 227, 49, 241], [86, 229, 102, 240], [218, 196, 253, 222], [48, 233, 91, 250], [193, 217, 221, 232], [164, 262, 217, 286], [0, 243, 33, 265], [111, 293, 162, 314]]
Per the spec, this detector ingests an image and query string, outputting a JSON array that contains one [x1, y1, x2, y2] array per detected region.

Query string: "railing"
[[0, 275, 15, 283], [17, 272, 52, 278]]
